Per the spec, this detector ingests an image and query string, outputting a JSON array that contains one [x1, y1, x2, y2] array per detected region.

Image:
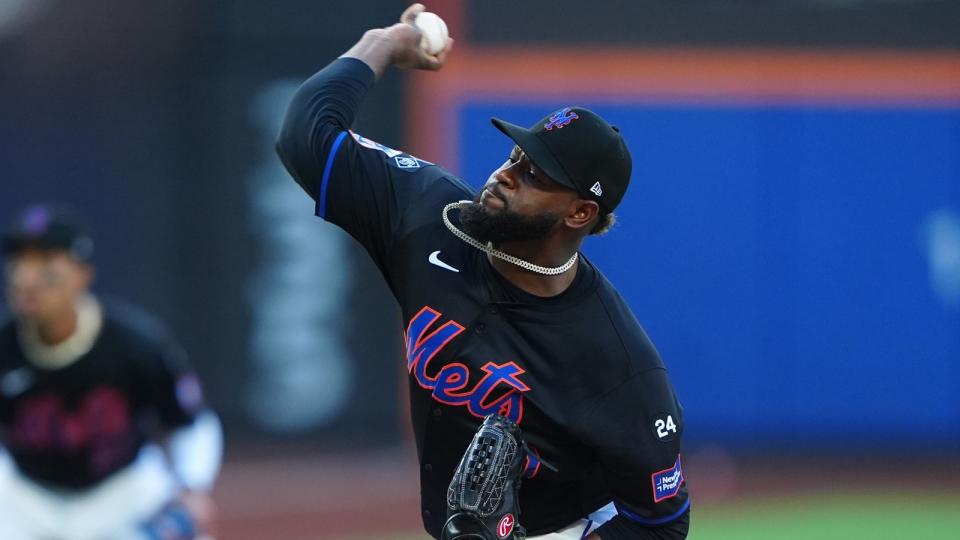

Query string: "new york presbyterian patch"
[[651, 455, 684, 503]]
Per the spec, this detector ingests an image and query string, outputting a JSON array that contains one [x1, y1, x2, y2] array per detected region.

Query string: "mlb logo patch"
[[394, 156, 420, 169], [651, 455, 684, 503]]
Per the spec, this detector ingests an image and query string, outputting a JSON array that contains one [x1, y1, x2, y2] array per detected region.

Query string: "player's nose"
[[493, 166, 518, 191]]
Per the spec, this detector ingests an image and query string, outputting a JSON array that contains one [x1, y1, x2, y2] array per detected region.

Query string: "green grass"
[[336, 491, 960, 540], [692, 492, 960, 539]]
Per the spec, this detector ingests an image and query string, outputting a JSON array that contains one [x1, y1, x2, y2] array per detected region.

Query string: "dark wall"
[[469, 0, 960, 48], [161, 0, 413, 443], [0, 0, 411, 445]]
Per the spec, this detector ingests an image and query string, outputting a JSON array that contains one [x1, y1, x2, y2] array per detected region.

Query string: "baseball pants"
[[527, 502, 617, 540], [0, 445, 178, 540]]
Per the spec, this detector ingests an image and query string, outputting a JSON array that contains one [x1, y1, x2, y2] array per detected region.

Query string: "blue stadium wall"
[[407, 49, 960, 452]]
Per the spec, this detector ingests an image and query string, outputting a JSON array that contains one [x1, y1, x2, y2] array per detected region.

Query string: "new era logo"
[[590, 181, 603, 197]]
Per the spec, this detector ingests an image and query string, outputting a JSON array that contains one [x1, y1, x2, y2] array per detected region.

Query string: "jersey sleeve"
[[137, 330, 206, 431], [275, 57, 466, 275], [582, 367, 690, 538]]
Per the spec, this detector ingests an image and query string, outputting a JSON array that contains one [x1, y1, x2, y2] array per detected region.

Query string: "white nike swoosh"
[[428, 250, 459, 273]]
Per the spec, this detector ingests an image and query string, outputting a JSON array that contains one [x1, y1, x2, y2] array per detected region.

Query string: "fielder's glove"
[[442, 414, 527, 540]]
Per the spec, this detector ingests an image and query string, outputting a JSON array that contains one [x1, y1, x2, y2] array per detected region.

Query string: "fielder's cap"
[[491, 106, 632, 213], [2, 204, 94, 262]]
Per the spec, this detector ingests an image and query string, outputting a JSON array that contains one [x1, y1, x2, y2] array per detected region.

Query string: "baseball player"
[[276, 4, 689, 539], [0, 204, 224, 540]]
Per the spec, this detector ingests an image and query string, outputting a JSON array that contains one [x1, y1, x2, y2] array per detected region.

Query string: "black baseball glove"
[[442, 414, 527, 540]]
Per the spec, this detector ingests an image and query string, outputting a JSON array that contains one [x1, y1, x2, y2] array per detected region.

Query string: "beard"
[[458, 193, 562, 246]]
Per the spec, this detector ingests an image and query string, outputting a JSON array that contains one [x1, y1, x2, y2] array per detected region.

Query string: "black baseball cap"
[[491, 106, 632, 213], [2, 204, 94, 262]]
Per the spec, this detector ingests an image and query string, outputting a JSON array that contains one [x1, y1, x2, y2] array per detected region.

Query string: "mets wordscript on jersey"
[[10, 386, 132, 475], [405, 306, 529, 423]]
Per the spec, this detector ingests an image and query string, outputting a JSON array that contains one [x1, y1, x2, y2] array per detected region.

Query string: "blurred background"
[[1, 0, 959, 538]]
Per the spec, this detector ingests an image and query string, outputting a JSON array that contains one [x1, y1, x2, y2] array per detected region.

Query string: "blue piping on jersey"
[[614, 498, 690, 526], [317, 130, 348, 219], [579, 519, 594, 539]]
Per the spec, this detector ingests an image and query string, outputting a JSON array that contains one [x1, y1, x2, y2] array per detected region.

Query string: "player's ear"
[[564, 199, 600, 231], [77, 262, 96, 290]]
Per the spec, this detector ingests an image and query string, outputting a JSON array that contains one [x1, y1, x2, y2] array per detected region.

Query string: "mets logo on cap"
[[543, 107, 579, 131]]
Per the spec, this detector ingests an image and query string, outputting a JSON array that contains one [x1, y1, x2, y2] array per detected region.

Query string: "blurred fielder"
[[277, 4, 689, 539], [0, 204, 223, 540]]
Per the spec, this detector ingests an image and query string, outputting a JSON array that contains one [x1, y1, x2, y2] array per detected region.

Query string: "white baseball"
[[414, 11, 448, 56]]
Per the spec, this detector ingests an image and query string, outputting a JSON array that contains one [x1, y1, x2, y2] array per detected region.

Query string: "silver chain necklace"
[[441, 200, 578, 276]]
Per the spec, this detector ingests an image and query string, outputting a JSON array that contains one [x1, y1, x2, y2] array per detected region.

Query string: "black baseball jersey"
[[0, 299, 203, 489], [277, 58, 690, 539]]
